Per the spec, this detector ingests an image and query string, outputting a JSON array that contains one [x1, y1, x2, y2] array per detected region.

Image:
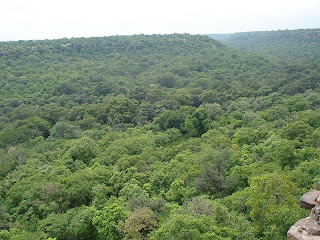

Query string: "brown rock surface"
[[288, 218, 320, 240], [301, 190, 320, 209], [288, 183, 320, 240]]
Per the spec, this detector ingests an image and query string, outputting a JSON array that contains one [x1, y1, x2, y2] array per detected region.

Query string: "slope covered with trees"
[[208, 29, 320, 64], [0, 33, 319, 240]]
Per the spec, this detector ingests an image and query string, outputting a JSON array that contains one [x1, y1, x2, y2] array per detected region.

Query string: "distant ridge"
[[206, 28, 320, 63]]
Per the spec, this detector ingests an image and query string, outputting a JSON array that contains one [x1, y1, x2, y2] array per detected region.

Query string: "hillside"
[[208, 29, 320, 65], [0, 33, 308, 112], [0, 33, 319, 240]]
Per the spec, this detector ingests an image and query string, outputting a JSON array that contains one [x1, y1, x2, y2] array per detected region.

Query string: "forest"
[[209, 28, 320, 64], [0, 30, 319, 240]]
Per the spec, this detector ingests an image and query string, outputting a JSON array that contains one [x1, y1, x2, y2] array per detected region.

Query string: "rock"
[[288, 186, 320, 239], [288, 218, 320, 240], [301, 190, 320, 209]]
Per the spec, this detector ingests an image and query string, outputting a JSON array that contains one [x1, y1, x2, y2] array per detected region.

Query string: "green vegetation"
[[0, 32, 319, 239], [209, 28, 320, 64]]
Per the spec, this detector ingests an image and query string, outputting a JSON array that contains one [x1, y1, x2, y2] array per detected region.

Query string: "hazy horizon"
[[1, 0, 320, 41]]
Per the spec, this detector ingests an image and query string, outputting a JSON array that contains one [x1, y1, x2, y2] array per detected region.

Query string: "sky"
[[1, 0, 320, 41]]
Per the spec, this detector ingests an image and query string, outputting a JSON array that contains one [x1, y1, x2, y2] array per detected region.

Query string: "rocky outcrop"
[[288, 183, 320, 239], [288, 217, 320, 239], [300, 190, 320, 209]]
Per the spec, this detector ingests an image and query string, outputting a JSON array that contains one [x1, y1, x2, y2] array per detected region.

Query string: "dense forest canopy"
[[0, 31, 319, 240], [208, 28, 320, 64]]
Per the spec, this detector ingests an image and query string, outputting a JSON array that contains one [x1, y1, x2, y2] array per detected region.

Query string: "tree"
[[97, 96, 138, 127], [155, 106, 210, 137], [39, 206, 95, 240], [55, 81, 77, 95], [67, 136, 96, 165], [0, 229, 47, 240], [92, 201, 127, 240], [184, 108, 210, 137], [50, 120, 81, 139], [38, 103, 67, 125], [117, 208, 157, 240], [22, 116, 51, 138], [265, 138, 297, 168], [150, 213, 234, 240], [202, 103, 224, 120], [155, 74, 177, 88], [195, 149, 235, 196], [280, 121, 313, 141], [166, 180, 195, 204], [246, 173, 306, 239]]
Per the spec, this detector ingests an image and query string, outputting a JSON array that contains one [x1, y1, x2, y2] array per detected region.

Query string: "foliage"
[[0, 32, 319, 239], [117, 207, 157, 240], [92, 201, 127, 240], [246, 173, 306, 239]]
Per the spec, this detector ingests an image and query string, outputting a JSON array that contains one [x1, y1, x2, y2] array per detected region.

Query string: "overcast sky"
[[1, 0, 320, 41]]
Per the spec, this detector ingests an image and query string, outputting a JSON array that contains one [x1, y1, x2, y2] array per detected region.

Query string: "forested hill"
[[0, 34, 295, 111], [0, 33, 320, 240], [208, 29, 320, 64], [1, 34, 318, 115]]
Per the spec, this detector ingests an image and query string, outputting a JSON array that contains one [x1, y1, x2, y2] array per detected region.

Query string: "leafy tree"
[[39, 206, 96, 240], [166, 180, 196, 204], [55, 81, 77, 95], [38, 103, 67, 125], [0, 229, 47, 240], [246, 173, 306, 239], [265, 138, 297, 168], [97, 96, 138, 127], [117, 207, 157, 240], [155, 74, 177, 88], [50, 120, 81, 139], [195, 149, 235, 196], [67, 136, 96, 164], [151, 214, 221, 240], [92, 201, 127, 240], [22, 117, 51, 138], [280, 120, 313, 141]]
